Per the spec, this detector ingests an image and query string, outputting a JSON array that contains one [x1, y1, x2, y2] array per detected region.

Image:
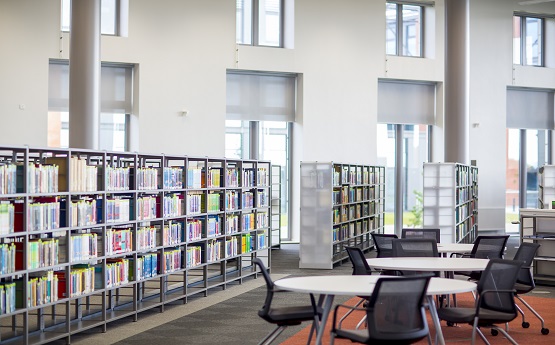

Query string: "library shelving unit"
[[422, 162, 478, 244], [520, 208, 555, 285], [270, 165, 281, 249], [538, 165, 555, 209], [0, 145, 271, 344], [299, 162, 385, 269]]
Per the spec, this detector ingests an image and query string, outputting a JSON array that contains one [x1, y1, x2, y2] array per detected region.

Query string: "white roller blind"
[[226, 71, 296, 122], [378, 80, 436, 125], [48, 61, 133, 113], [507, 88, 555, 129]]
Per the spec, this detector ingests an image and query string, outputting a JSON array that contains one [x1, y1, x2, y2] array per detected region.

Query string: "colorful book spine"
[[242, 168, 255, 187], [187, 167, 203, 188], [241, 234, 252, 254], [27, 201, 60, 231], [225, 214, 239, 235], [163, 167, 183, 189], [70, 199, 97, 227], [136, 196, 157, 220], [159, 249, 181, 273], [225, 167, 239, 187], [186, 219, 202, 241], [105, 198, 130, 223], [207, 240, 222, 263], [186, 246, 202, 268], [106, 166, 130, 191], [186, 193, 203, 215], [242, 191, 254, 209], [0, 242, 16, 275], [105, 258, 130, 288], [160, 221, 182, 246], [207, 192, 220, 212], [207, 216, 220, 238], [163, 194, 182, 217], [256, 212, 267, 229], [207, 168, 221, 188], [257, 231, 267, 249], [27, 238, 59, 269], [242, 213, 255, 231], [225, 191, 239, 211], [70, 233, 98, 261], [257, 167, 269, 186], [137, 226, 157, 251], [0, 202, 15, 235], [136, 167, 158, 190], [257, 190, 268, 208], [0, 282, 16, 314], [105, 228, 133, 255], [27, 163, 59, 194], [0, 164, 17, 195], [225, 237, 238, 258]]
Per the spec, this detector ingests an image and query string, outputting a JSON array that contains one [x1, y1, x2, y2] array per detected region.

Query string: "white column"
[[69, 0, 101, 149], [444, 0, 469, 164]]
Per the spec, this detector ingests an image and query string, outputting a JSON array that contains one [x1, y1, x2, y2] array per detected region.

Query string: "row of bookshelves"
[[0, 157, 271, 194], [0, 146, 272, 344]]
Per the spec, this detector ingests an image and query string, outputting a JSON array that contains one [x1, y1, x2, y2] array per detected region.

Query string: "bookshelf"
[[0, 145, 271, 344], [520, 208, 555, 285], [422, 162, 478, 244], [299, 162, 385, 269], [270, 165, 281, 249], [538, 165, 555, 209]]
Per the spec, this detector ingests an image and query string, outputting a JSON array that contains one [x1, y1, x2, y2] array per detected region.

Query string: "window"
[[48, 61, 134, 151], [236, 0, 283, 47], [386, 2, 423, 57], [61, 0, 122, 36], [513, 15, 543, 66]]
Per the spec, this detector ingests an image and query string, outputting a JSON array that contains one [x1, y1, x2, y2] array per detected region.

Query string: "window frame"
[[236, 0, 284, 48], [61, 0, 122, 36], [514, 13, 545, 67], [386, 1, 425, 58]]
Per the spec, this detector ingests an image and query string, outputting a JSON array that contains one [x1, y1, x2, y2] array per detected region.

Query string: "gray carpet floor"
[[60, 235, 554, 345]]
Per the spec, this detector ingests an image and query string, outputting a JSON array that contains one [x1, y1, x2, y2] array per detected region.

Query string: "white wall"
[[1, 0, 555, 240]]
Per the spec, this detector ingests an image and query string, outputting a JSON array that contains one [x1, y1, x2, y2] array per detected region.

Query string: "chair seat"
[[335, 327, 428, 344], [437, 307, 517, 325], [261, 305, 322, 325]]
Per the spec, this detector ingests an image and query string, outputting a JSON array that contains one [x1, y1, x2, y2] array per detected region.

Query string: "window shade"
[[48, 61, 133, 113], [507, 88, 554, 129], [377, 80, 436, 125], [226, 71, 296, 122]]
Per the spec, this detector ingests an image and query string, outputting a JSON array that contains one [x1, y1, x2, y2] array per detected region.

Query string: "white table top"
[[366, 257, 489, 271], [274, 275, 476, 296], [437, 243, 474, 253]]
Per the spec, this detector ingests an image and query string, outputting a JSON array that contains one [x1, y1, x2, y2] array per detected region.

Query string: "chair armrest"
[[475, 289, 516, 316], [332, 303, 368, 331]]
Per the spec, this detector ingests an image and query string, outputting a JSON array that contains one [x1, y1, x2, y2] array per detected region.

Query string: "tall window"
[[226, 71, 295, 241], [48, 61, 133, 151], [386, 2, 423, 57], [61, 0, 122, 36], [236, 0, 283, 47], [513, 15, 543, 66]]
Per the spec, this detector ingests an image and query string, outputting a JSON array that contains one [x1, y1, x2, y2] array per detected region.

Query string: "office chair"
[[453, 235, 510, 280], [339, 247, 374, 330], [371, 233, 398, 258], [511, 242, 549, 335], [401, 228, 441, 243], [253, 258, 322, 345], [437, 259, 524, 345], [330, 275, 432, 344], [392, 238, 440, 277]]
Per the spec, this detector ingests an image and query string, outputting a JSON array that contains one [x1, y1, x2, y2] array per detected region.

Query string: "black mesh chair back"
[[366, 276, 431, 342], [345, 247, 372, 276], [252, 258, 321, 345], [470, 235, 509, 259], [331, 275, 431, 344], [513, 242, 540, 290], [392, 238, 439, 258], [477, 259, 523, 316], [401, 228, 441, 243], [371, 233, 398, 258]]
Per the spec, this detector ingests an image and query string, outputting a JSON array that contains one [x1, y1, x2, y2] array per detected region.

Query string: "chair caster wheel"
[[541, 328, 549, 335], [491, 329, 498, 336], [447, 322, 455, 327], [522, 322, 530, 328]]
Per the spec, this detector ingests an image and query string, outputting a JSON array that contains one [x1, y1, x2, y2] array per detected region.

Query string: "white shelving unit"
[[299, 162, 385, 269], [520, 208, 555, 285], [423, 162, 478, 244], [538, 165, 555, 209]]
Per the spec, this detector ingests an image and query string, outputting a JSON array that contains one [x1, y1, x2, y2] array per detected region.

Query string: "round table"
[[274, 275, 476, 345], [366, 257, 489, 272], [437, 243, 475, 255]]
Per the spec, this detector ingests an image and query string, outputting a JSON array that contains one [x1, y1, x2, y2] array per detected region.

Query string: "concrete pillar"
[[69, 0, 101, 149], [444, 0, 469, 164], [395, 124, 404, 236]]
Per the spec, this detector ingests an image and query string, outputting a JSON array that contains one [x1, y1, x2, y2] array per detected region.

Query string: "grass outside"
[[384, 212, 421, 226]]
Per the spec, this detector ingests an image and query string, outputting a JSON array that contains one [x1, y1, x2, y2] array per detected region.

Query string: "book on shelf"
[[44, 156, 98, 193]]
